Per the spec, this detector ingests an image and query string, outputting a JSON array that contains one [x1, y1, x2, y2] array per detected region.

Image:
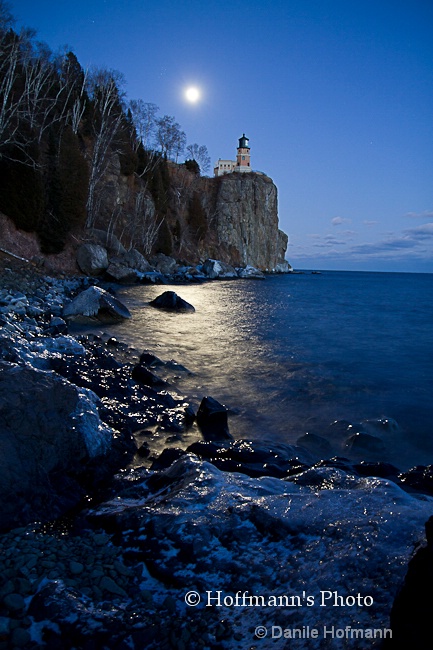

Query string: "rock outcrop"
[[0, 365, 113, 529], [196, 396, 232, 441], [63, 286, 131, 322], [149, 291, 195, 312], [203, 172, 288, 271]]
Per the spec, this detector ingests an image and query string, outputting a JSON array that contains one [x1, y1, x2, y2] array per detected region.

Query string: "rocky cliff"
[[143, 165, 287, 271], [89, 161, 289, 272], [203, 172, 288, 271]]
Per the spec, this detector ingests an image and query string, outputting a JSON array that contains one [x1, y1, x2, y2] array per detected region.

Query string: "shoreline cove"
[[0, 266, 432, 648]]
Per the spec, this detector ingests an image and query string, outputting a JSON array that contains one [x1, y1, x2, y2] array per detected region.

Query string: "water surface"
[[97, 271, 432, 469]]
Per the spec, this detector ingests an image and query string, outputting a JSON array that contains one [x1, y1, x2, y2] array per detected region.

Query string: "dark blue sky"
[[10, 0, 433, 271]]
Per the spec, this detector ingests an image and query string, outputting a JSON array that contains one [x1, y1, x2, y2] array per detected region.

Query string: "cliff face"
[[159, 166, 288, 270], [204, 172, 288, 270]]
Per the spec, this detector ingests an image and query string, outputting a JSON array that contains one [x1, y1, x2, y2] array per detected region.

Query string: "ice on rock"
[[92, 455, 433, 649]]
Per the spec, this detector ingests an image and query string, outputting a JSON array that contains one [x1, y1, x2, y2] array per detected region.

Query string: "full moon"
[[185, 86, 200, 103]]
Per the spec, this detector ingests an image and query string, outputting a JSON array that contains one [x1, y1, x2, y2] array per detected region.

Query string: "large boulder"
[[274, 260, 292, 273], [196, 396, 232, 441], [344, 432, 386, 456], [106, 249, 153, 283], [86, 229, 126, 256], [131, 363, 168, 388], [237, 265, 265, 279], [111, 249, 152, 272], [63, 286, 131, 322], [202, 259, 237, 279], [104, 262, 139, 283], [150, 253, 177, 275], [149, 291, 195, 312], [386, 516, 433, 648], [76, 244, 109, 276], [0, 365, 113, 529]]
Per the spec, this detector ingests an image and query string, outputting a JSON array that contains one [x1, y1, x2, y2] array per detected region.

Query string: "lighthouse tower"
[[214, 134, 252, 176], [236, 134, 251, 172]]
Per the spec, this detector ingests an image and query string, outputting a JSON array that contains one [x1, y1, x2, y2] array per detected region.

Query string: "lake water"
[[102, 270, 432, 470]]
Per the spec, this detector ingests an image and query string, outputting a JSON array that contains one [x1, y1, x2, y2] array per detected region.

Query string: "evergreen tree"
[[155, 217, 173, 256], [39, 125, 88, 253], [184, 159, 200, 175], [0, 141, 44, 231]]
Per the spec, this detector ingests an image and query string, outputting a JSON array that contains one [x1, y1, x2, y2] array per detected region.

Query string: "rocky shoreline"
[[1, 265, 432, 649]]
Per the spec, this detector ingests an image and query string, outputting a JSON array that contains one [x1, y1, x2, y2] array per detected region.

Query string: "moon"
[[185, 86, 200, 103]]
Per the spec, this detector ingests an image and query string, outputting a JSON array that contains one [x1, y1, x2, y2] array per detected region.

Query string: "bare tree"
[[85, 68, 125, 227], [155, 114, 186, 161], [56, 50, 88, 134], [172, 129, 186, 163], [0, 29, 22, 156], [69, 73, 87, 134], [117, 188, 162, 254], [0, 26, 86, 165], [132, 189, 162, 254], [128, 99, 158, 150], [185, 143, 211, 175]]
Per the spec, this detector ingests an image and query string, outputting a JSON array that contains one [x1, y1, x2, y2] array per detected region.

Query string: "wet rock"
[[76, 243, 109, 276], [314, 456, 356, 472], [52, 336, 191, 447], [0, 365, 113, 529], [288, 466, 362, 490], [196, 396, 232, 441], [139, 350, 164, 367], [325, 419, 354, 441], [187, 439, 310, 479], [344, 432, 386, 455], [151, 448, 186, 471], [399, 465, 433, 495], [38, 335, 86, 356], [131, 363, 168, 388], [86, 451, 431, 645], [296, 432, 332, 456], [361, 417, 400, 435], [354, 461, 401, 479], [149, 291, 195, 312], [136, 442, 151, 458], [63, 286, 131, 322]]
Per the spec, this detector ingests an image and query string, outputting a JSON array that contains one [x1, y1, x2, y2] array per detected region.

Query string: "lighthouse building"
[[214, 134, 252, 177]]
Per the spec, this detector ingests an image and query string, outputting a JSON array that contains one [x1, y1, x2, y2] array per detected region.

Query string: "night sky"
[[10, 0, 433, 272]]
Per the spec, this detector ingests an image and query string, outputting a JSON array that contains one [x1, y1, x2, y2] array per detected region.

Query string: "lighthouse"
[[214, 134, 252, 176], [236, 134, 251, 170]]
